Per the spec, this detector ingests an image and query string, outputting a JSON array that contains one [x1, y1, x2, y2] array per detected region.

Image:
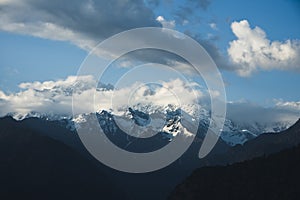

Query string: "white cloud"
[[0, 0, 160, 52], [0, 76, 202, 118], [209, 23, 217, 30], [0, 1, 230, 76], [182, 20, 189, 26], [0, 20, 95, 50], [226, 100, 300, 127], [0, 76, 299, 127], [274, 100, 300, 111], [156, 16, 176, 29], [228, 20, 300, 76], [18, 76, 95, 91], [0, 76, 97, 117]]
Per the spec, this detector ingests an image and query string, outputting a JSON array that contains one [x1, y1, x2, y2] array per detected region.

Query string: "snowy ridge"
[[1, 76, 298, 146], [5, 103, 295, 146]]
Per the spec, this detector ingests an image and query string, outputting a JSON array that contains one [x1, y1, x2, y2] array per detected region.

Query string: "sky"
[[0, 0, 299, 122]]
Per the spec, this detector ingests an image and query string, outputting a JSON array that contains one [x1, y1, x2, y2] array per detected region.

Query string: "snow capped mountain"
[[1, 76, 298, 146], [128, 107, 151, 127], [7, 111, 71, 121], [220, 118, 293, 146], [5, 103, 295, 146]]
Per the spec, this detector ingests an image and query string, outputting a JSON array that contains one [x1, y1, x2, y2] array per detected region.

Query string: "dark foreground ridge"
[[169, 142, 300, 200], [0, 117, 127, 200], [1, 116, 300, 200]]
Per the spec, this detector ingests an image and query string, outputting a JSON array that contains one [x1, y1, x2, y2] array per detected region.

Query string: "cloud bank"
[[0, 76, 203, 118], [228, 20, 300, 76], [0, 0, 160, 51], [0, 76, 298, 126], [1, 2, 299, 77], [227, 101, 300, 126], [0, 0, 229, 76]]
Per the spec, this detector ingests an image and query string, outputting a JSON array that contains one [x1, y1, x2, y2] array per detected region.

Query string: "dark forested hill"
[[169, 143, 300, 200], [1, 116, 300, 200], [0, 117, 127, 200], [200, 118, 300, 166]]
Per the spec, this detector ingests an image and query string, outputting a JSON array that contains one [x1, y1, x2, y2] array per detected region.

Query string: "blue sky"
[[0, 0, 299, 106]]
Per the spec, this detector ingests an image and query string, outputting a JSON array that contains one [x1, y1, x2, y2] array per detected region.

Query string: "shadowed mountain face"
[[0, 117, 127, 200], [0, 116, 228, 200], [1, 116, 300, 200], [169, 119, 300, 200], [200, 118, 300, 166], [228, 118, 300, 160], [169, 144, 300, 200]]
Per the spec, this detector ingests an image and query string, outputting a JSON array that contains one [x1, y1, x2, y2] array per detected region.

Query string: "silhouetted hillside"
[[1, 116, 300, 200], [169, 144, 300, 200], [200, 118, 300, 166], [0, 117, 127, 200], [0, 116, 230, 200]]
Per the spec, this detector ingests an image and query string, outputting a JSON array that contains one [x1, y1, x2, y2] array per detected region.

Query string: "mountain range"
[[6, 103, 295, 146], [0, 111, 300, 199]]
